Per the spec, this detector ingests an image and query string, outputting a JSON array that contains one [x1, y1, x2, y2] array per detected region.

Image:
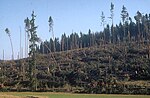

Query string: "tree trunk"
[[9, 36, 14, 60]]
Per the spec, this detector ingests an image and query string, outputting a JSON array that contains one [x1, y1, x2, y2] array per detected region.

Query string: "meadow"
[[0, 92, 150, 98]]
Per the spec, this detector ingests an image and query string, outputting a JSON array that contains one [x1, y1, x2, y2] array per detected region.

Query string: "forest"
[[36, 6, 150, 54], [0, 3, 150, 94]]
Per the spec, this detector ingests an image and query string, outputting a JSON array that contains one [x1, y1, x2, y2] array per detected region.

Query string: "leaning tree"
[[5, 28, 14, 60]]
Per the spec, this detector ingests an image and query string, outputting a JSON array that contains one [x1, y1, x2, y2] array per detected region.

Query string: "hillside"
[[0, 43, 150, 94]]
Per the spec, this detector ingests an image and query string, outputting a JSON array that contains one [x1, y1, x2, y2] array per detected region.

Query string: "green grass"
[[2, 92, 150, 98]]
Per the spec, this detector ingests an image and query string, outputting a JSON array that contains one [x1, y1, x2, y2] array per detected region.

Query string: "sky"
[[0, 0, 149, 60]]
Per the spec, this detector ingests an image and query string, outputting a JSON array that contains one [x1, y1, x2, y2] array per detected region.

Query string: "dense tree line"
[[36, 10, 150, 54]]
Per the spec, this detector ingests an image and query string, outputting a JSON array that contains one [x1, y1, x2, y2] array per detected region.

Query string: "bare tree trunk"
[[27, 33, 29, 56], [25, 27, 27, 58], [22, 47, 23, 58], [20, 27, 22, 59], [3, 49, 4, 61], [52, 28, 55, 52], [9, 36, 14, 60], [42, 42, 44, 54]]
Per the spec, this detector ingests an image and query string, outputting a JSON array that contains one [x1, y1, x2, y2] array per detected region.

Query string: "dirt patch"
[[24, 96, 48, 98], [0, 94, 21, 98], [0, 94, 48, 98]]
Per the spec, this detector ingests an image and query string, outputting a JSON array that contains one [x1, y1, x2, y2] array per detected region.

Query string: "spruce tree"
[[48, 16, 55, 52], [134, 11, 142, 43], [25, 11, 39, 91], [101, 11, 106, 44], [121, 5, 129, 42], [110, 2, 114, 44]]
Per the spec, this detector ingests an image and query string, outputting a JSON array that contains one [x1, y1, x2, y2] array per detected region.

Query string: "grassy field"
[[0, 92, 150, 98]]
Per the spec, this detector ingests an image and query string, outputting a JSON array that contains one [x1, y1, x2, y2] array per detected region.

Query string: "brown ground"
[[0, 94, 20, 98], [0, 94, 48, 98]]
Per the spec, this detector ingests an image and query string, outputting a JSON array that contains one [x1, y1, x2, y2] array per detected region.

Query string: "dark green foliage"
[[48, 16, 53, 32], [121, 5, 129, 42], [37, 12, 150, 54], [24, 11, 39, 91]]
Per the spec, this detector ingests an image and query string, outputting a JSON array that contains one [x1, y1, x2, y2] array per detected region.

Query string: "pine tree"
[[101, 11, 106, 44], [134, 11, 142, 44], [25, 11, 39, 91], [48, 16, 55, 52], [104, 24, 111, 43], [121, 5, 129, 42], [109, 2, 114, 44]]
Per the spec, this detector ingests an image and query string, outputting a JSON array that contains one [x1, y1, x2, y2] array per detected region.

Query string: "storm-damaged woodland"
[[0, 3, 150, 94]]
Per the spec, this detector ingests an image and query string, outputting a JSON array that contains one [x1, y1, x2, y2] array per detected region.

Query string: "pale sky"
[[0, 0, 149, 60]]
